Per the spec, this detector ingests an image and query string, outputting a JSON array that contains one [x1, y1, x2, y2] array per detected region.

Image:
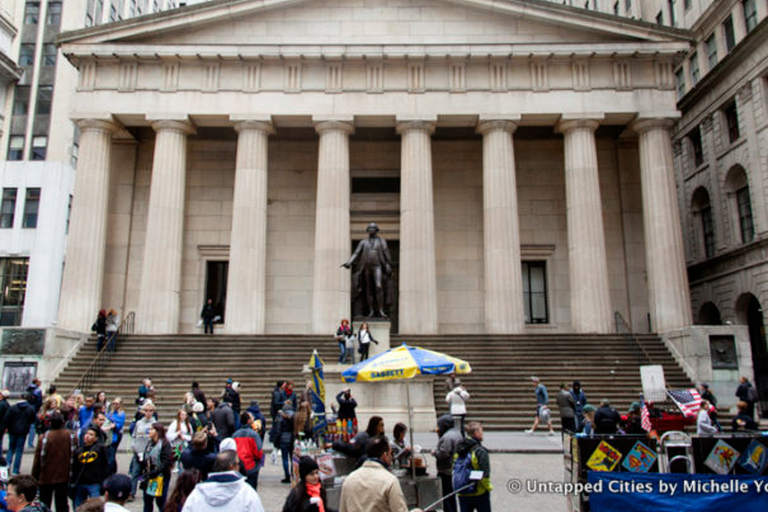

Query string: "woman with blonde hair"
[[293, 401, 312, 441], [167, 409, 192, 472]]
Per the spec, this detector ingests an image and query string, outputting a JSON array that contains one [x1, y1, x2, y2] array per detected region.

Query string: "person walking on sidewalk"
[[525, 377, 554, 435]]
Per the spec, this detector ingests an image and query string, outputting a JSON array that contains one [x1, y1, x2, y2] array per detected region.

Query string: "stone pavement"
[[13, 432, 568, 511]]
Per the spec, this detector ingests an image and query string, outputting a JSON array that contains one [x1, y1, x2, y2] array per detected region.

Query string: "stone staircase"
[[54, 333, 694, 431]]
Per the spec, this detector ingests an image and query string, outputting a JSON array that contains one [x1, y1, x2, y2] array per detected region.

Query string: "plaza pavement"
[[13, 432, 567, 511]]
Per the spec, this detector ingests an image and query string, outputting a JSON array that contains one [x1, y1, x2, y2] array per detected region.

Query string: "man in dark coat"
[[735, 376, 757, 419], [200, 298, 216, 334], [594, 399, 622, 434], [2, 393, 38, 474]]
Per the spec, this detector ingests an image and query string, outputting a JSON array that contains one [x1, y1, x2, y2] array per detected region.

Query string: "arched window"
[[691, 187, 715, 258], [725, 166, 754, 244], [697, 302, 722, 325]]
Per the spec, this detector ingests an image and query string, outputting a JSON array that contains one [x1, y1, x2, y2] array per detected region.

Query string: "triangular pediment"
[[59, 0, 692, 51]]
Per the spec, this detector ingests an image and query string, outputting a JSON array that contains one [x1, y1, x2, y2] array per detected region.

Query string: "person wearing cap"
[[581, 404, 597, 436], [624, 402, 645, 434], [181, 450, 265, 512], [104, 473, 132, 511], [276, 402, 296, 484], [570, 381, 588, 432], [282, 456, 331, 512], [594, 399, 621, 434]]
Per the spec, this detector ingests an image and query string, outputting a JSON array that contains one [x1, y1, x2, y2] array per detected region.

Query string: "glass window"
[[12, 87, 30, 116], [47, 2, 62, 25], [689, 53, 700, 85], [723, 16, 736, 52], [522, 261, 549, 324], [8, 137, 24, 161], [22, 188, 40, 228], [724, 101, 740, 143], [36, 86, 53, 116], [701, 206, 715, 258], [676, 68, 686, 98], [690, 126, 704, 167], [1, 189, 17, 228], [706, 34, 718, 70], [24, 2, 40, 24], [737, 186, 754, 243], [19, 44, 35, 66], [31, 137, 46, 161], [743, 0, 757, 32], [42, 44, 56, 66], [0, 258, 29, 326]]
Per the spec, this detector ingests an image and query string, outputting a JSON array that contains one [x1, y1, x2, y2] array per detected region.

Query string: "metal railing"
[[614, 311, 652, 366], [71, 311, 135, 394]]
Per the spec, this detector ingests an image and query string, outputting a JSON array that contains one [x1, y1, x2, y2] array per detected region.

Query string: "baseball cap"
[[105, 474, 132, 501]]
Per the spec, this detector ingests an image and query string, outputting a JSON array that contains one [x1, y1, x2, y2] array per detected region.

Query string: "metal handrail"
[[614, 311, 652, 365], [71, 311, 135, 394]]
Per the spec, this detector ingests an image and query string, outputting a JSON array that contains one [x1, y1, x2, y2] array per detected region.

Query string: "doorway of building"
[[205, 261, 228, 325], [738, 293, 767, 418], [350, 240, 399, 333]]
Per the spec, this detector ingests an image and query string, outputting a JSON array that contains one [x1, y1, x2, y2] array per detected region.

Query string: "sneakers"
[[524, 429, 534, 435]]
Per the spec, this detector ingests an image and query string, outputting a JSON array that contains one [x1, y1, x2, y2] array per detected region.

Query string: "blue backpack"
[[452, 448, 477, 495]]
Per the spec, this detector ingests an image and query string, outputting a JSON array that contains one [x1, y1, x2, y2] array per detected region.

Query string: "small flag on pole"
[[667, 389, 702, 418], [640, 399, 652, 432]]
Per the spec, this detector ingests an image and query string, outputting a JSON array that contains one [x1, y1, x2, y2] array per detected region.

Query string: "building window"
[[668, 0, 676, 26], [22, 188, 40, 228], [24, 2, 40, 24], [676, 68, 686, 97], [706, 34, 718, 70], [8, 137, 24, 161], [522, 261, 549, 324], [0, 258, 29, 326], [723, 16, 736, 52], [19, 44, 35, 66], [36, 86, 53, 116], [683, 0, 691, 9], [47, 2, 62, 25], [42, 44, 57, 66], [205, 261, 228, 323], [12, 87, 30, 116], [31, 137, 47, 161], [656, 11, 663, 24], [689, 126, 704, 167], [701, 206, 715, 257], [724, 101, 740, 143], [743, 0, 757, 32], [689, 53, 700, 85], [736, 186, 754, 243], [1, 189, 17, 228]]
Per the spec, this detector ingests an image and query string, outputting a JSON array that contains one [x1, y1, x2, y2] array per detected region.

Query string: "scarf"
[[305, 482, 325, 512]]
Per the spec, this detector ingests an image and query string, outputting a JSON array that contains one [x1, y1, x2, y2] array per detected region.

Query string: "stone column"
[[633, 118, 693, 332], [57, 119, 119, 331], [137, 119, 195, 334], [311, 121, 355, 334], [477, 119, 525, 333], [558, 117, 613, 333], [397, 121, 438, 334], [225, 120, 274, 334]]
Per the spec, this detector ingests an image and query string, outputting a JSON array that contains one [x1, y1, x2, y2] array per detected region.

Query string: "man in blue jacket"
[[2, 393, 37, 474]]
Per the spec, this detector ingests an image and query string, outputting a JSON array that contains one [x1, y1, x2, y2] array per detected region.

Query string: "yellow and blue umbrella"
[[308, 350, 327, 437], [342, 343, 471, 383]]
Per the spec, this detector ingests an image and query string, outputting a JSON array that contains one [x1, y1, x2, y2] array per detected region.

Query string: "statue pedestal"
[[352, 319, 390, 358]]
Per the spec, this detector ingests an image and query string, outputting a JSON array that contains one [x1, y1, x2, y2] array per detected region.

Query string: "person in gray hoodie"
[[432, 414, 463, 512], [181, 450, 265, 512]]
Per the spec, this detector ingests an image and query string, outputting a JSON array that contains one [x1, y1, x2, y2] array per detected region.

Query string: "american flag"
[[640, 399, 652, 432], [667, 389, 702, 418]]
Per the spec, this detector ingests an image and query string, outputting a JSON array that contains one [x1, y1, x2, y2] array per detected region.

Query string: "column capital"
[[74, 118, 123, 134], [556, 116, 602, 134], [314, 120, 355, 136], [233, 120, 275, 135], [150, 119, 197, 136], [476, 119, 519, 135], [631, 117, 676, 135], [396, 120, 436, 135]]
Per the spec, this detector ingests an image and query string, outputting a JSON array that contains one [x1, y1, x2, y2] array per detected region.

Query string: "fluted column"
[[633, 118, 693, 332], [477, 119, 525, 333], [397, 121, 438, 334], [137, 119, 195, 334], [558, 118, 613, 333], [58, 119, 120, 330], [225, 121, 274, 334], [311, 121, 355, 334]]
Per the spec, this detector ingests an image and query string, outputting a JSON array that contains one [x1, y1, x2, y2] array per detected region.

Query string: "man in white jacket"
[[182, 451, 265, 512], [446, 383, 470, 436]]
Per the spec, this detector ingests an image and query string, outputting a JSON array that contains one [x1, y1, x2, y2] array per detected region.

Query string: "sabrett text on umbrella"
[[370, 369, 406, 378]]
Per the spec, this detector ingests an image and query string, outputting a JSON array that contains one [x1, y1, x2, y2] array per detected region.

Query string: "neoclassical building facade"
[[56, 0, 695, 336]]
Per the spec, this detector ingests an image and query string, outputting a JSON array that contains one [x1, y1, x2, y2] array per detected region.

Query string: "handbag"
[[145, 475, 164, 497]]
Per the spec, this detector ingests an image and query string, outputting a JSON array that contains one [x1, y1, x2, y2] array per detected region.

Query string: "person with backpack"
[[454, 422, 492, 512], [735, 376, 758, 420]]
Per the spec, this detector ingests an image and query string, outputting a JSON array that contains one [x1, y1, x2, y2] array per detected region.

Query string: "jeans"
[[459, 492, 491, 512], [27, 423, 37, 448], [97, 333, 106, 352], [203, 318, 214, 334], [129, 454, 142, 497], [107, 332, 117, 351], [280, 440, 294, 479], [439, 472, 457, 512], [39, 482, 69, 512], [245, 467, 260, 490], [74, 483, 101, 509], [143, 481, 168, 512], [338, 341, 347, 364], [7, 434, 25, 474]]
